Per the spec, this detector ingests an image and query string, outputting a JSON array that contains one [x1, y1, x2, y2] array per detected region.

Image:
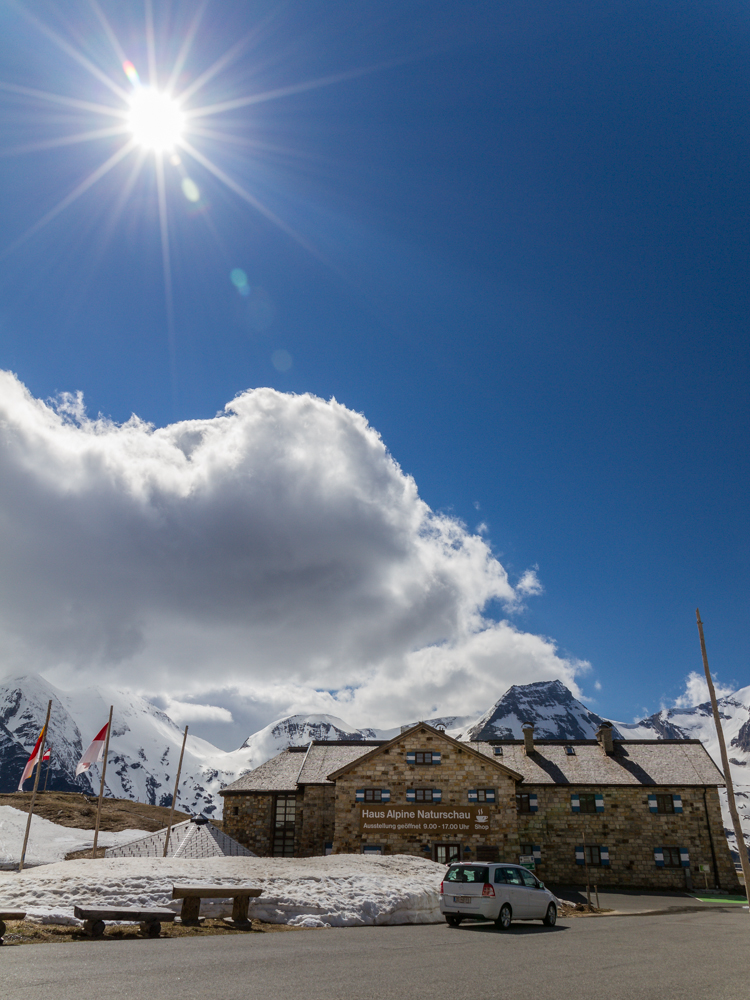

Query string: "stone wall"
[[296, 784, 336, 857], [222, 791, 274, 856], [332, 729, 519, 859], [517, 784, 740, 891]]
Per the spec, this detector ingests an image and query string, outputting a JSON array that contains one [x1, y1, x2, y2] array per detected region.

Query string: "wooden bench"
[[73, 905, 177, 938], [172, 885, 262, 925], [0, 912, 26, 944]]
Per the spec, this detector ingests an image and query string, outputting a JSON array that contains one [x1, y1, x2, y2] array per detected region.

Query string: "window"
[[408, 787, 442, 803], [662, 847, 682, 868], [493, 746, 503, 756], [565, 745, 576, 755], [415, 751, 434, 764], [470, 788, 496, 803], [356, 788, 390, 803], [516, 793, 533, 813], [578, 793, 598, 814], [476, 845, 500, 862], [362, 845, 382, 855], [232, 806, 239, 816], [519, 843, 534, 857], [445, 865, 488, 883], [272, 794, 296, 857], [494, 866, 523, 885], [655, 794, 675, 814], [520, 869, 540, 888], [583, 845, 601, 866], [414, 788, 435, 802], [435, 844, 460, 865]]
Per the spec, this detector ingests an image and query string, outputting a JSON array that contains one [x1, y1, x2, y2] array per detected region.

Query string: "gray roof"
[[105, 819, 256, 859], [298, 743, 379, 784], [471, 740, 725, 787], [220, 737, 725, 795], [221, 742, 379, 794]]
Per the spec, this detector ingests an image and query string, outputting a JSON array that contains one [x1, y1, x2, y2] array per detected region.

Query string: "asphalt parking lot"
[[551, 883, 748, 913], [2, 907, 748, 1000]]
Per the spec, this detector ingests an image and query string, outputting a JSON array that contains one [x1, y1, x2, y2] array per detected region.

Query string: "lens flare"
[[127, 88, 185, 152], [122, 60, 140, 87], [181, 177, 200, 202]]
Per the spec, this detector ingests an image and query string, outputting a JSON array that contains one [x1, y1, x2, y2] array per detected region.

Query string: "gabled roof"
[[326, 722, 524, 782], [220, 742, 380, 794], [219, 732, 724, 795], [471, 739, 725, 787]]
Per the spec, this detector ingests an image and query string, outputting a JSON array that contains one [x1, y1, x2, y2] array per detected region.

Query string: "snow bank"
[[0, 806, 149, 869], [0, 853, 445, 927]]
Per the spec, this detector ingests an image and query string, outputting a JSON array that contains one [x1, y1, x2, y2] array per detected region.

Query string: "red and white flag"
[[42, 747, 51, 761], [17, 728, 47, 790], [75, 723, 109, 776]]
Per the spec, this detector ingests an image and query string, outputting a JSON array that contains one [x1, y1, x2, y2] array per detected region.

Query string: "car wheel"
[[543, 903, 557, 927], [445, 915, 463, 927], [495, 904, 512, 930]]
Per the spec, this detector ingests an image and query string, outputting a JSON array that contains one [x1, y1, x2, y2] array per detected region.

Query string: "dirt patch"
[[0, 918, 310, 946], [0, 791, 193, 835], [557, 901, 611, 917]]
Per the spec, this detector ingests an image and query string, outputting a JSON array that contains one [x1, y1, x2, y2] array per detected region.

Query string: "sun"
[[127, 88, 185, 153]]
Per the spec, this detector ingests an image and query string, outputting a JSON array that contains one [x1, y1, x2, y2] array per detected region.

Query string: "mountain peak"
[[466, 679, 619, 741]]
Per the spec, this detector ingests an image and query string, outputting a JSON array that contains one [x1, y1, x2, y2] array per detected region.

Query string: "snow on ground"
[[0, 806, 149, 869], [0, 854, 445, 927]]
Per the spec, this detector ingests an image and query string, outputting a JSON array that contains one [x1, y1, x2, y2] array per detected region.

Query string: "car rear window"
[[444, 865, 489, 883]]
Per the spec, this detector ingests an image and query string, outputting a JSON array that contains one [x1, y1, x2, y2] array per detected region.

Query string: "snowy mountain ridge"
[[465, 679, 622, 740], [1, 674, 748, 843]]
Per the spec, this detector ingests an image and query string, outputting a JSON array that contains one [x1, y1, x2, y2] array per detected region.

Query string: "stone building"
[[220, 721, 740, 891]]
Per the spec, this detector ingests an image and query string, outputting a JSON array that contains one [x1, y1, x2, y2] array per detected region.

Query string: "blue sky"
[[0, 1, 747, 743]]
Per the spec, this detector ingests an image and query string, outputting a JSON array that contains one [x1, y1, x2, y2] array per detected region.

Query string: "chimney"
[[522, 723, 534, 755], [596, 722, 614, 754]]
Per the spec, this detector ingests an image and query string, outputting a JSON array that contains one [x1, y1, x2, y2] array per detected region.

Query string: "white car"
[[439, 862, 558, 929]]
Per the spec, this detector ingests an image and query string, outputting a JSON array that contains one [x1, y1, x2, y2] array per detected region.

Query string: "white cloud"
[[515, 567, 543, 597], [674, 670, 734, 709], [161, 699, 234, 726], [0, 372, 586, 739]]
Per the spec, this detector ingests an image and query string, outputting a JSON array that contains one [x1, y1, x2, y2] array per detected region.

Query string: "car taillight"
[[482, 883, 495, 897], [439, 881, 444, 894]]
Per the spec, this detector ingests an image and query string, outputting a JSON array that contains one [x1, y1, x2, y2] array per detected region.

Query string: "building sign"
[[519, 854, 535, 870], [359, 804, 492, 837]]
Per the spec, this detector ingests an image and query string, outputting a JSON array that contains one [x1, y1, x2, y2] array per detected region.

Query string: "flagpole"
[[91, 705, 113, 860], [163, 725, 188, 857], [696, 610, 750, 901], [43, 747, 52, 793], [19, 699, 52, 873]]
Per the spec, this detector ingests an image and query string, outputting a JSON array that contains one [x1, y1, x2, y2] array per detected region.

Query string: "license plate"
[[453, 896, 472, 904]]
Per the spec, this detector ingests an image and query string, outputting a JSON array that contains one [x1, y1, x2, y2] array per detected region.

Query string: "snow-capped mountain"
[[0, 677, 377, 819], [2, 673, 748, 850], [0, 674, 247, 816], [466, 679, 622, 740], [236, 714, 373, 765]]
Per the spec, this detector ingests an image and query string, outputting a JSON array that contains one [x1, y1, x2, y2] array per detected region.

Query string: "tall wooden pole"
[[696, 610, 750, 900], [91, 705, 113, 859], [163, 725, 188, 857], [19, 699, 52, 872], [43, 746, 52, 793], [582, 827, 591, 908]]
